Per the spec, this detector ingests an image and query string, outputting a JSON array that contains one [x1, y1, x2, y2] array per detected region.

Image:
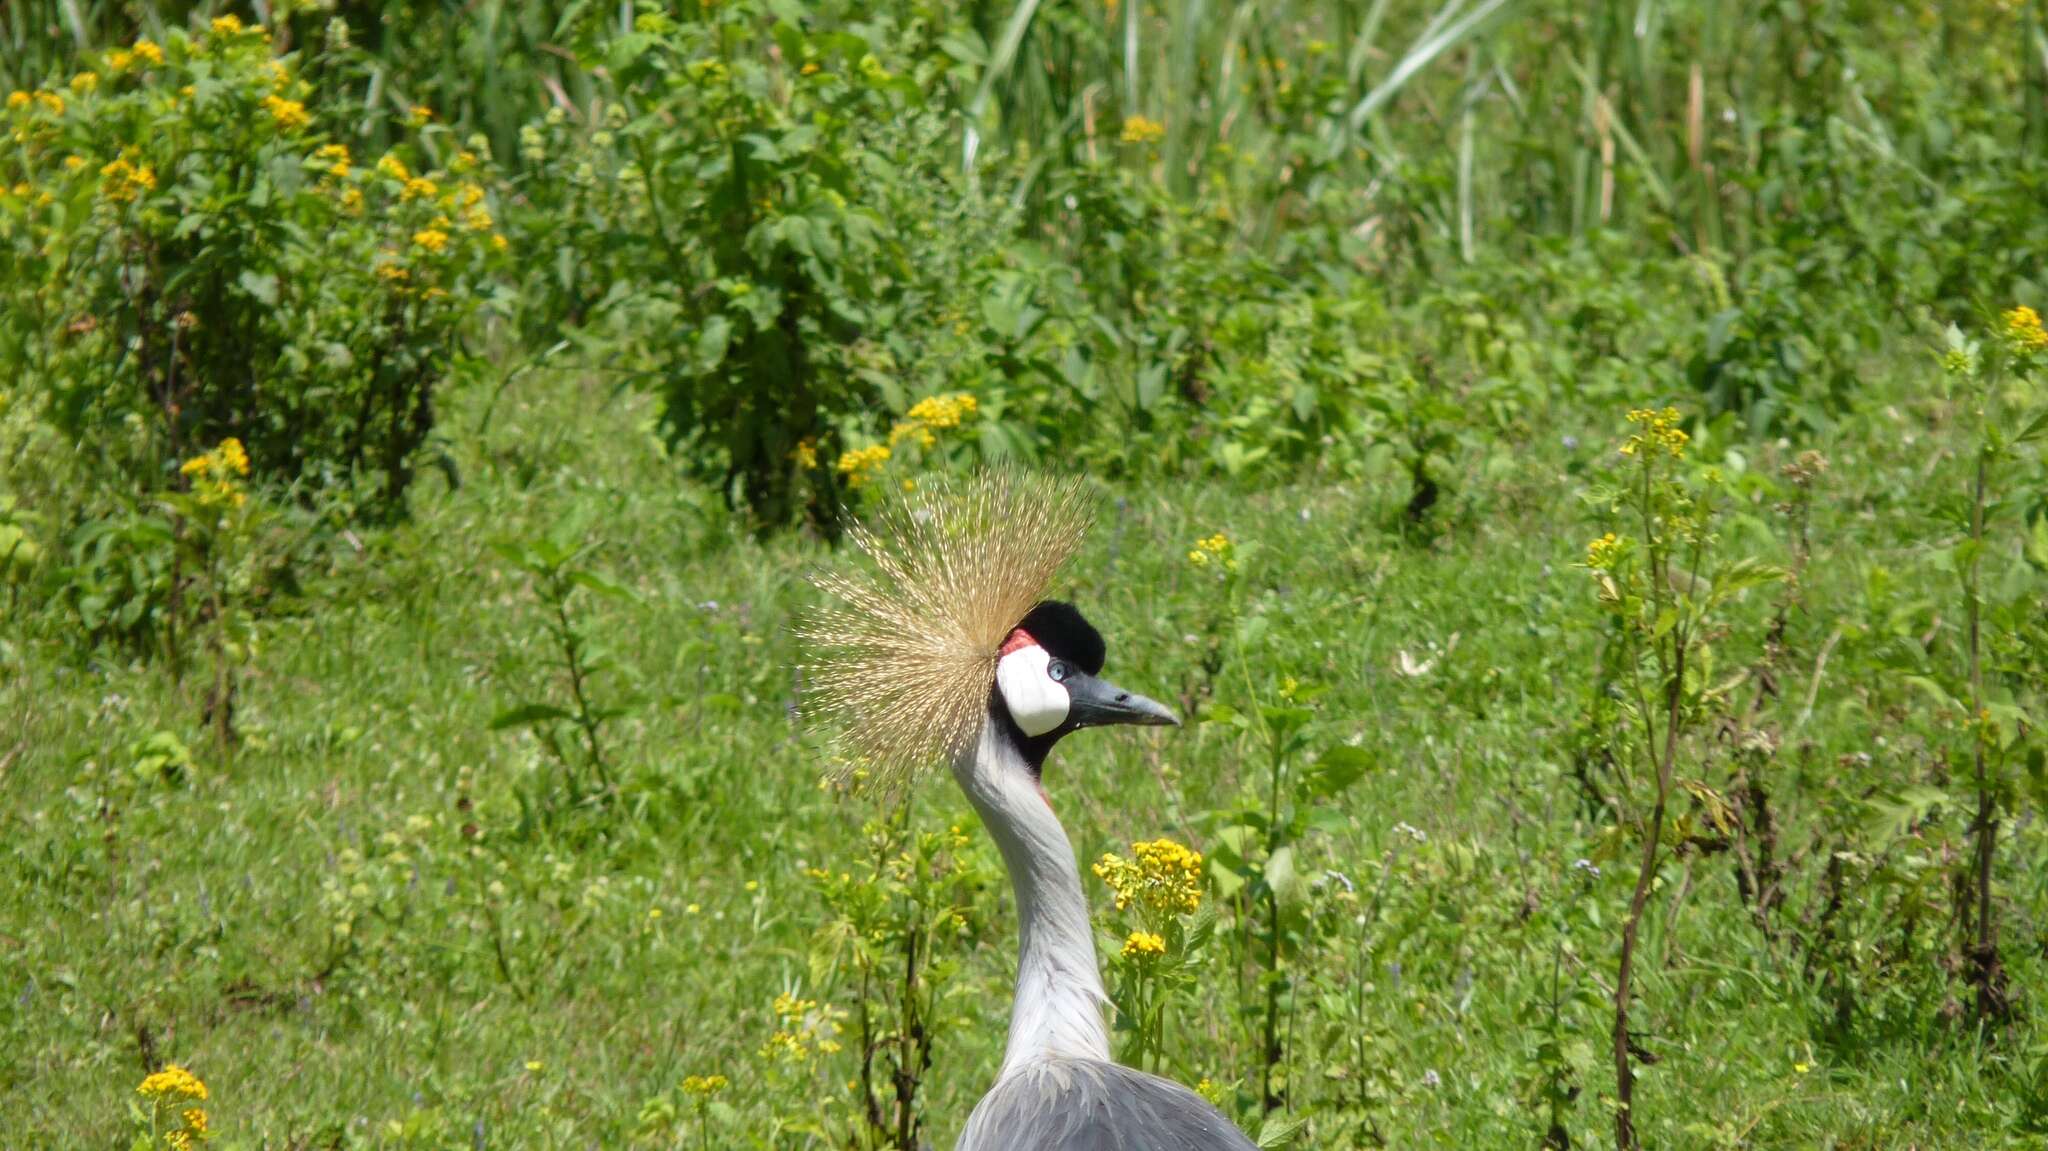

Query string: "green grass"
[[6, 355, 2042, 1148]]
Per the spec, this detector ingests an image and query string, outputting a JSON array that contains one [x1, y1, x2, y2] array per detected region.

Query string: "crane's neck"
[[952, 717, 1110, 1077]]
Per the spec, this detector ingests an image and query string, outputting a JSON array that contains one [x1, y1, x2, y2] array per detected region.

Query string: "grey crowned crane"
[[803, 472, 1257, 1151]]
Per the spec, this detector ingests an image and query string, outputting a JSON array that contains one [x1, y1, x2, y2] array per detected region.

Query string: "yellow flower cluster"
[[1120, 115, 1166, 144], [836, 444, 891, 487], [401, 176, 438, 201], [260, 94, 309, 131], [2005, 305, 2047, 353], [408, 105, 434, 127], [71, 71, 100, 95], [1120, 930, 1167, 959], [887, 392, 978, 450], [211, 14, 246, 36], [314, 143, 350, 179], [791, 437, 820, 470], [99, 153, 158, 203], [375, 153, 411, 182], [681, 1074, 729, 1098], [1584, 532, 1620, 571], [412, 228, 449, 254], [1187, 532, 1235, 571], [1094, 837, 1204, 916], [138, 1065, 210, 1102], [179, 437, 251, 508], [108, 39, 165, 72], [905, 392, 977, 429], [1620, 406, 1688, 458], [761, 992, 844, 1063]]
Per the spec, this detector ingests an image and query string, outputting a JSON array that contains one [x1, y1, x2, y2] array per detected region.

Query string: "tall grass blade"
[[1345, 0, 1517, 133], [963, 0, 1049, 171]]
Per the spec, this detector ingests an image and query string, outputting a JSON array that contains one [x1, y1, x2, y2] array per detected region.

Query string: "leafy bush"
[[0, 19, 506, 511]]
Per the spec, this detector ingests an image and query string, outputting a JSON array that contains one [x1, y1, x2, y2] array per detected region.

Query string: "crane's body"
[[804, 473, 1257, 1150]]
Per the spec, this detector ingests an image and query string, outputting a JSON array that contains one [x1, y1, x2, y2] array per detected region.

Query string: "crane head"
[[994, 599, 1177, 770]]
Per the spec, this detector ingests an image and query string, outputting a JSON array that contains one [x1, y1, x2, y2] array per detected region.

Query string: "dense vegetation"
[[3, 1, 2046, 1148]]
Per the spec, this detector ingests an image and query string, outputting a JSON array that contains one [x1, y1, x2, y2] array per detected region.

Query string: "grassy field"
[[3, 1, 2047, 1148], [8, 353, 2046, 1147]]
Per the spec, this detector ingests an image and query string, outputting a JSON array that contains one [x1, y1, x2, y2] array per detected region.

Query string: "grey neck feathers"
[[952, 717, 1110, 1076]]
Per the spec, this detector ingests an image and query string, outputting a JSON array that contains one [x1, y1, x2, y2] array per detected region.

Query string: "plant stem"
[[552, 576, 612, 791], [1965, 445, 2002, 1019]]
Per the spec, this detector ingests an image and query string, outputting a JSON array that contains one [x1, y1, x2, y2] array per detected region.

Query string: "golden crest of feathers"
[[800, 471, 1092, 790]]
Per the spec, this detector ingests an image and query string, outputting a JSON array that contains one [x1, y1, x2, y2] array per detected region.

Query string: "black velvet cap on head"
[[1017, 600, 1106, 675]]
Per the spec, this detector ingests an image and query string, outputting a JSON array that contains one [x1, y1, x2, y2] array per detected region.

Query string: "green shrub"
[[0, 18, 506, 511]]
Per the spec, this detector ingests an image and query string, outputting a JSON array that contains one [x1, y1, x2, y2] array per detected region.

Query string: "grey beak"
[[1064, 672, 1181, 730]]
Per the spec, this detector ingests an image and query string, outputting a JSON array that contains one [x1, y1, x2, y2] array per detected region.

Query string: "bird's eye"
[[1047, 660, 1070, 683]]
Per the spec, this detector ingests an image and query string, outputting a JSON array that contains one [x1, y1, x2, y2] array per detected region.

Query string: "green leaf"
[[1901, 675, 1962, 714], [1256, 1113, 1308, 1148], [491, 703, 572, 730], [568, 569, 634, 600], [1306, 745, 1375, 797]]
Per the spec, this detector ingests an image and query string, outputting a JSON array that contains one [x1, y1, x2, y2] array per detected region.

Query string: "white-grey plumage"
[[951, 716, 1257, 1151], [803, 473, 1256, 1151]]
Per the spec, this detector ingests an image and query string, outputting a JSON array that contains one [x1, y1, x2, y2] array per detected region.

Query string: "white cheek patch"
[[997, 645, 1069, 737]]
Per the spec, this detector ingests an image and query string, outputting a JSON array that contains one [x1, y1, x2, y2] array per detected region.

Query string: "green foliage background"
[[3, 0, 2047, 1147]]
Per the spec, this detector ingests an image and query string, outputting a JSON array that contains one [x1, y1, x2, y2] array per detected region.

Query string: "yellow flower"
[[70, 72, 99, 94], [681, 1074, 730, 1098], [408, 105, 434, 126], [1119, 115, 1166, 144], [525, 1060, 543, 1072], [905, 392, 978, 429], [138, 1065, 210, 1102], [791, 438, 819, 470], [401, 176, 438, 201], [109, 49, 135, 72], [1095, 838, 1204, 916], [1186, 532, 1235, 571], [489, 233, 509, 253], [375, 153, 411, 181], [412, 228, 449, 253], [5, 91, 27, 110], [1584, 532, 1620, 571], [181, 1108, 209, 1136], [98, 154, 157, 203], [339, 187, 365, 214], [1121, 930, 1167, 959], [835, 444, 891, 487], [179, 439, 250, 508], [262, 60, 291, 89], [2004, 305, 2048, 353], [133, 39, 165, 66], [888, 420, 937, 449], [210, 14, 245, 36], [63, 155, 86, 172], [261, 95, 310, 131], [461, 206, 493, 231], [314, 143, 351, 178], [1621, 406, 1688, 458], [35, 91, 65, 115], [761, 993, 846, 1063]]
